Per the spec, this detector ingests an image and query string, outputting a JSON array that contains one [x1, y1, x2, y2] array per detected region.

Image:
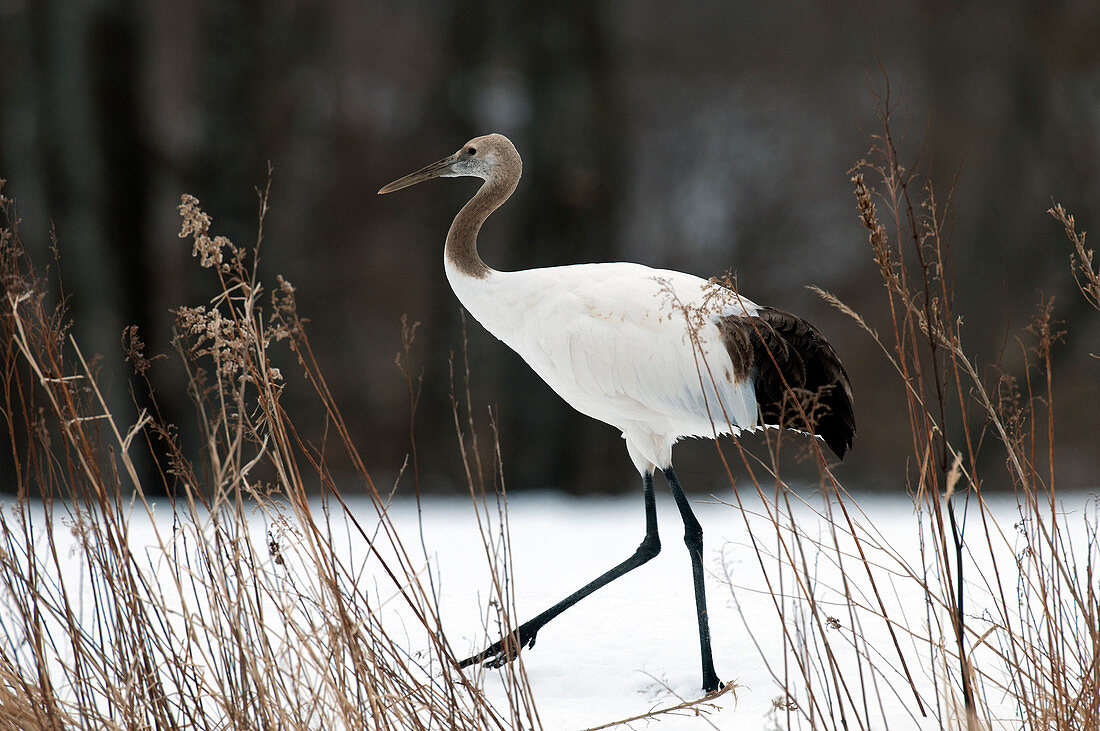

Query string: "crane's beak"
[[378, 154, 457, 194]]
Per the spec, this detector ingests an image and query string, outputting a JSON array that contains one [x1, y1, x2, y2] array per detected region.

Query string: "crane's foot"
[[459, 623, 540, 669]]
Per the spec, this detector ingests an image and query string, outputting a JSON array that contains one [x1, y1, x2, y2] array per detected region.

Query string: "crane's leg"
[[459, 472, 661, 670], [663, 466, 721, 693]]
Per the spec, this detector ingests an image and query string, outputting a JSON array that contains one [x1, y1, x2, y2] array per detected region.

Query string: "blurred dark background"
[[1, 1, 1097, 495]]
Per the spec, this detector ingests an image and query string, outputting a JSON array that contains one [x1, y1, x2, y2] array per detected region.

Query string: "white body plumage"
[[445, 260, 760, 474]]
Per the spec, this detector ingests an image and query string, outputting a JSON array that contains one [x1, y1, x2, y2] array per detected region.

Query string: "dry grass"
[[2, 77, 1098, 730], [840, 81, 1098, 730], [0, 177, 537, 730], [696, 79, 1099, 730], [1048, 202, 1100, 316]]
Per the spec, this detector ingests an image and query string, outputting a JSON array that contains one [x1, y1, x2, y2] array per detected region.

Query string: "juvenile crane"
[[378, 133, 854, 693]]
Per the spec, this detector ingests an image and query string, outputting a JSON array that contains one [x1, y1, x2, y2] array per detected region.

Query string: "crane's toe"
[[459, 624, 540, 670]]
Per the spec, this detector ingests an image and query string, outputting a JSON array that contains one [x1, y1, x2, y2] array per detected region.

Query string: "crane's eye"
[[466, 147, 477, 155]]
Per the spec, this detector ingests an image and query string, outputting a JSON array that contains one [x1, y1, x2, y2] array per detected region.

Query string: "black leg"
[[663, 466, 721, 693], [460, 472, 661, 669]]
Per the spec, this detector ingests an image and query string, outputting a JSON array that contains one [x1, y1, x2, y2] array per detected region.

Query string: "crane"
[[378, 133, 855, 693]]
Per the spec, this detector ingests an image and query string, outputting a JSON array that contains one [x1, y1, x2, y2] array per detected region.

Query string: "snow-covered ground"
[[364, 488, 1097, 729], [5, 487, 1096, 729]]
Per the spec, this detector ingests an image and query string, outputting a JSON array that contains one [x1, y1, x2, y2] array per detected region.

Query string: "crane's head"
[[378, 133, 520, 194]]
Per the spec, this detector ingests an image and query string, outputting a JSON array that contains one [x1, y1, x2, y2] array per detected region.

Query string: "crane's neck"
[[446, 156, 521, 279]]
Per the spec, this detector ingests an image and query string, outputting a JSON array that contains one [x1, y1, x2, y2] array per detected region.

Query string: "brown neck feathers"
[[445, 154, 521, 279]]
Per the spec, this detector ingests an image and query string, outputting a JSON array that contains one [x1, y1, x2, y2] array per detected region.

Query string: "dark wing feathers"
[[719, 307, 855, 459]]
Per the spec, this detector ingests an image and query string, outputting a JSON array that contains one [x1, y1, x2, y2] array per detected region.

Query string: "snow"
[[4, 487, 1096, 729], [349, 488, 1097, 729]]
